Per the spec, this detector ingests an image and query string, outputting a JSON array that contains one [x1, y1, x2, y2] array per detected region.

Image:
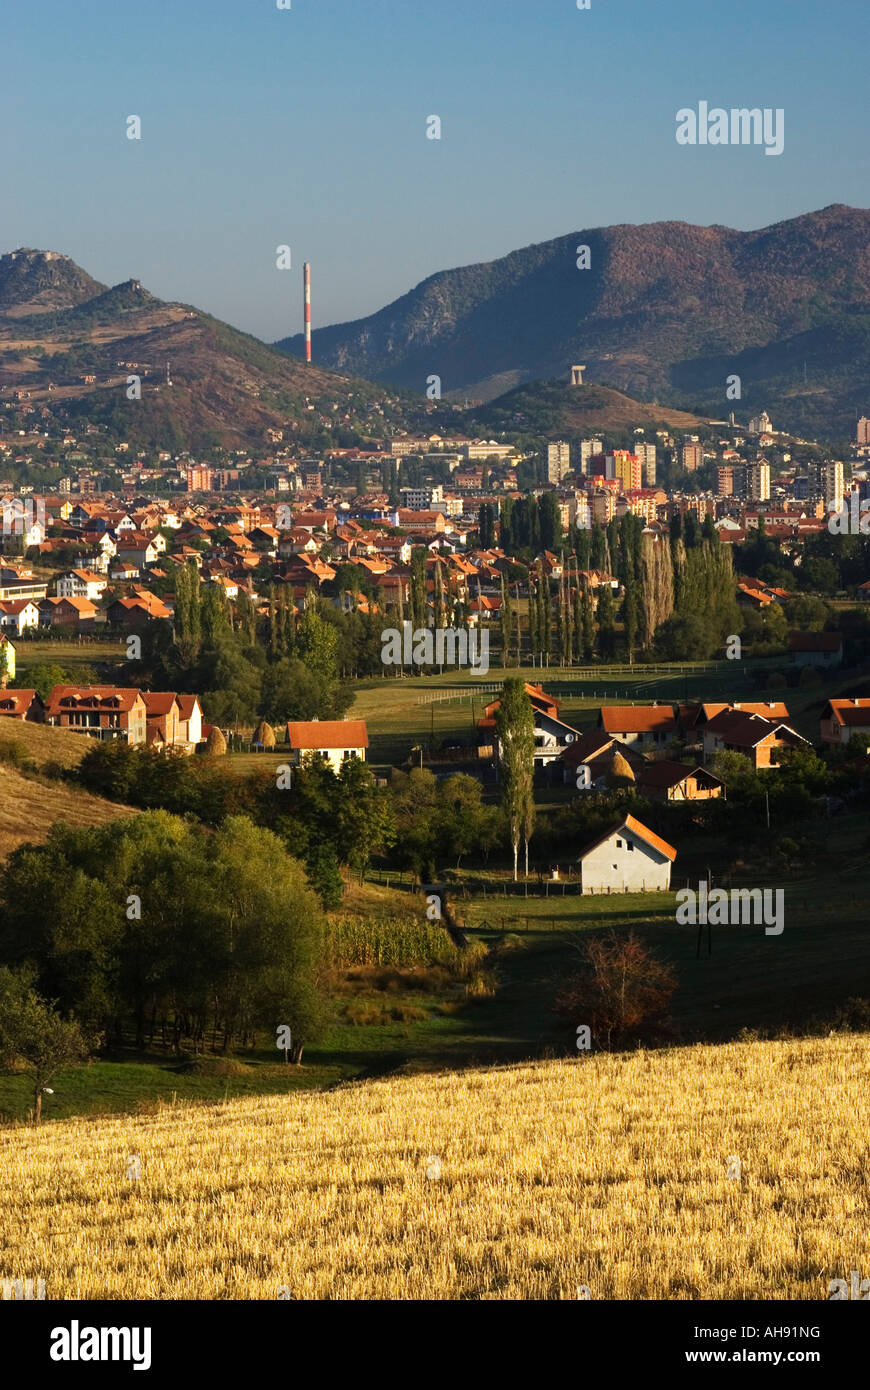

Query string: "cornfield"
[[1, 1034, 868, 1299], [323, 915, 485, 973]]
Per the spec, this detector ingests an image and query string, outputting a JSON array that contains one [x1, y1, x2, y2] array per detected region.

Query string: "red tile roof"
[[286, 719, 369, 750], [579, 813, 677, 863], [0, 690, 40, 717], [142, 692, 179, 716], [823, 698, 870, 727], [600, 705, 677, 734], [46, 685, 145, 716], [788, 631, 842, 653]]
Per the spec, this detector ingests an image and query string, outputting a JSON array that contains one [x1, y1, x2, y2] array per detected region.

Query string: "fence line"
[[412, 663, 742, 705]]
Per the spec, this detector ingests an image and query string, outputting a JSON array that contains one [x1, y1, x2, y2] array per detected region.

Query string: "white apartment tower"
[[747, 461, 771, 502], [546, 441, 572, 484], [634, 441, 657, 485], [579, 438, 604, 476]]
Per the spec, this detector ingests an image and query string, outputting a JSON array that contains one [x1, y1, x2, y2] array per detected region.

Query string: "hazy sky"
[[2, 0, 867, 343]]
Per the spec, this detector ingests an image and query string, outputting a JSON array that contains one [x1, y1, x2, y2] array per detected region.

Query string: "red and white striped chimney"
[[303, 261, 311, 362]]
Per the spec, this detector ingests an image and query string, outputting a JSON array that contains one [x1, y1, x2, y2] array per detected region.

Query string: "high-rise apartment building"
[[822, 461, 845, 514], [571, 492, 591, 530], [186, 464, 214, 492], [588, 453, 614, 480], [579, 438, 604, 476], [716, 465, 735, 497], [681, 443, 703, 472], [857, 417, 870, 446], [546, 441, 571, 484], [634, 442, 657, 485], [747, 461, 771, 502], [611, 450, 642, 492], [589, 487, 618, 525], [400, 484, 443, 510]]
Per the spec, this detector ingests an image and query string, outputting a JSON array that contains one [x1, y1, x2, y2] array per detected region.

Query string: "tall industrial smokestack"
[[303, 262, 311, 363]]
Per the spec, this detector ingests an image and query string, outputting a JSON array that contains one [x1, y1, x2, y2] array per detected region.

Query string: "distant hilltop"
[[274, 204, 870, 442]]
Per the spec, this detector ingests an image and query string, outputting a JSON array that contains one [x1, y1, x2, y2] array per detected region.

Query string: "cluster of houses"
[[0, 560, 171, 635], [3, 673, 870, 892], [0, 684, 203, 750], [475, 683, 829, 793], [0, 484, 862, 673]]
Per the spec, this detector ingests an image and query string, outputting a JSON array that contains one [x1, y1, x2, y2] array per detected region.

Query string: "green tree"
[[494, 678, 535, 880], [0, 967, 95, 1122], [335, 757, 397, 879], [500, 572, 513, 668], [596, 583, 617, 660], [538, 492, 562, 552]]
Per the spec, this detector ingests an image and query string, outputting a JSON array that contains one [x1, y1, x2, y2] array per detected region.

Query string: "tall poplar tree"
[[500, 572, 513, 668], [494, 679, 536, 882]]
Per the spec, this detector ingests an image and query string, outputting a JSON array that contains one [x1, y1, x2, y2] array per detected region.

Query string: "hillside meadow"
[[1, 1035, 868, 1300], [0, 764, 135, 859]]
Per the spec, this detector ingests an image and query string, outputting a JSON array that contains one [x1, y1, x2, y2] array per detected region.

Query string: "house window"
[[616, 838, 623, 848], [627, 841, 634, 851]]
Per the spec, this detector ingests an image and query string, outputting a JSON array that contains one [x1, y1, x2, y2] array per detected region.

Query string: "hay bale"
[[252, 720, 276, 749], [205, 726, 227, 756], [606, 750, 636, 788]]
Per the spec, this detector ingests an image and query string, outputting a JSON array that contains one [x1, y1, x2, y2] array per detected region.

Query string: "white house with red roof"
[[578, 813, 677, 894], [285, 719, 368, 773], [56, 569, 108, 601], [0, 599, 40, 634]]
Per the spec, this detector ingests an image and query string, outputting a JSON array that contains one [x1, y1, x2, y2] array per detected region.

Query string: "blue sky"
[[2, 0, 867, 342]]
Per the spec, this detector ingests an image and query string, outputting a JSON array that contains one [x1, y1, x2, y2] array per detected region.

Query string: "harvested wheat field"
[[1, 1035, 868, 1300]]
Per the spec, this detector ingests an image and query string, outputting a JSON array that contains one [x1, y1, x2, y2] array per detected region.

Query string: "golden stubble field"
[[1, 1035, 869, 1300]]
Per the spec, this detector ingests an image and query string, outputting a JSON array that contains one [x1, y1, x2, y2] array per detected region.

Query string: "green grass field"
[[14, 636, 126, 670], [2, 809, 868, 1123], [346, 658, 850, 769], [2, 655, 870, 1124]]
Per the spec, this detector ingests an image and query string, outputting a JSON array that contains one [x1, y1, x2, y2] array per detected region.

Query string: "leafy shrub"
[[554, 931, 677, 1050]]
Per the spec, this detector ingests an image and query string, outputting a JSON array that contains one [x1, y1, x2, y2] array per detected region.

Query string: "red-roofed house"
[[0, 599, 40, 634], [788, 631, 843, 668], [820, 698, 870, 746], [38, 596, 98, 631], [286, 719, 368, 772], [177, 694, 204, 747], [636, 761, 724, 802], [45, 686, 147, 743], [578, 813, 676, 893], [142, 692, 181, 748], [702, 709, 807, 768], [598, 704, 678, 748], [56, 569, 108, 601]]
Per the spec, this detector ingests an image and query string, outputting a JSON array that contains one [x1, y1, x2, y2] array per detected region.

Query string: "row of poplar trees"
[[495, 515, 736, 665]]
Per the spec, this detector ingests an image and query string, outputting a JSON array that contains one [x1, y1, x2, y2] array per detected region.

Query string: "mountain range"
[[275, 204, 870, 442], [0, 250, 419, 453], [3, 206, 867, 456]]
